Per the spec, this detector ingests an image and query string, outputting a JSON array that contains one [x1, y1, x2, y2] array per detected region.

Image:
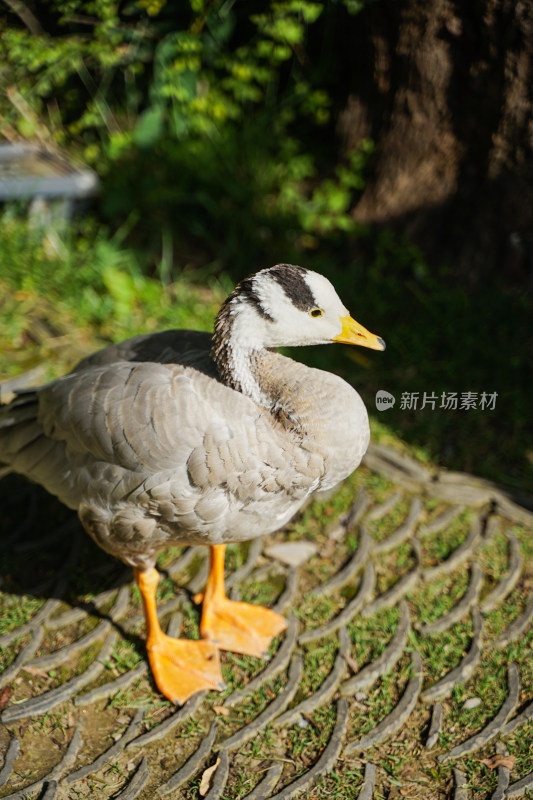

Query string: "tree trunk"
[[338, 0, 533, 285]]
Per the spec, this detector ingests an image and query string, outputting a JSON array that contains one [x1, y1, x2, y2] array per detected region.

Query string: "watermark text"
[[375, 391, 498, 411]]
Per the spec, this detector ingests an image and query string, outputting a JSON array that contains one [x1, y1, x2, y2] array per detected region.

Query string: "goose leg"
[[135, 567, 223, 704], [199, 544, 287, 658]]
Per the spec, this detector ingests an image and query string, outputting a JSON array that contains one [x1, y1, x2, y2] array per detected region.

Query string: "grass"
[[104, 640, 143, 675], [367, 498, 412, 544], [411, 569, 471, 626], [301, 638, 338, 693], [0, 215, 228, 382], [0, 632, 31, 672], [0, 596, 44, 636], [374, 542, 417, 593], [237, 572, 286, 608], [347, 605, 401, 668]]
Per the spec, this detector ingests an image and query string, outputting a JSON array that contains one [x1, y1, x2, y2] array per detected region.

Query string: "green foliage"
[[0, 0, 374, 273]]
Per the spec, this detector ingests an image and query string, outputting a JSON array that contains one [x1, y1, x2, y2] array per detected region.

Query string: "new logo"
[[375, 390, 395, 410]]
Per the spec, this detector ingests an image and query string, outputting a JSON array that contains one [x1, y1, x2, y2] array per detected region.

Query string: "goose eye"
[[310, 308, 323, 318]]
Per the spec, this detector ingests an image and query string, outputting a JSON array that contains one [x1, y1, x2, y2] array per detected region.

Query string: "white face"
[[249, 269, 350, 348]]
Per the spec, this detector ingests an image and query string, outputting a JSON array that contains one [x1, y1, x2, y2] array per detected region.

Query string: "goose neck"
[[212, 305, 271, 408]]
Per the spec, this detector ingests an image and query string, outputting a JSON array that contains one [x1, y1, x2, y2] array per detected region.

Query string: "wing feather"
[[2, 329, 331, 528]]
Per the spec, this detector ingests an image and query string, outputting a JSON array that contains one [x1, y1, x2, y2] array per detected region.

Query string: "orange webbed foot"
[[200, 594, 287, 658], [135, 566, 224, 705], [146, 632, 223, 705]]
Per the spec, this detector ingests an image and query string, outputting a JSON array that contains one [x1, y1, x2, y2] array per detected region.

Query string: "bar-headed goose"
[[0, 263, 384, 704]]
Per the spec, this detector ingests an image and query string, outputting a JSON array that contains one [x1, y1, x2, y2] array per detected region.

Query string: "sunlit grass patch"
[[362, 469, 397, 504], [0, 632, 32, 672], [179, 600, 202, 641], [293, 592, 343, 632], [374, 542, 418, 594], [346, 652, 413, 741], [368, 498, 412, 544], [224, 542, 250, 573], [512, 522, 533, 564], [218, 650, 268, 698], [104, 639, 144, 675], [415, 619, 474, 684], [0, 218, 227, 383], [483, 583, 532, 639], [419, 508, 473, 566], [300, 636, 338, 695], [237, 570, 285, 607], [46, 641, 104, 690], [347, 605, 401, 671], [445, 649, 517, 730], [303, 525, 367, 592], [0, 594, 44, 636], [286, 702, 338, 762], [285, 467, 381, 549], [31, 607, 108, 664], [501, 719, 533, 776], [156, 546, 187, 570], [423, 498, 449, 516], [218, 674, 288, 737], [106, 678, 170, 710], [171, 552, 207, 592], [409, 567, 470, 625], [314, 763, 366, 800], [478, 526, 513, 589]]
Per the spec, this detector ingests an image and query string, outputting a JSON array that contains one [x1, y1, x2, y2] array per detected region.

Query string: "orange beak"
[[332, 315, 386, 351]]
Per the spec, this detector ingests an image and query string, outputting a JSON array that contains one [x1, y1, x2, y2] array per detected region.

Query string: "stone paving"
[[0, 443, 532, 799]]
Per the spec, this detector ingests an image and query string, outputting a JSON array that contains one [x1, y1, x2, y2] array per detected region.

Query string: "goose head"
[[214, 263, 385, 351], [212, 264, 384, 401]]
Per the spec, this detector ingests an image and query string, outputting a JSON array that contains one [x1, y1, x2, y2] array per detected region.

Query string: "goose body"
[[0, 264, 384, 704]]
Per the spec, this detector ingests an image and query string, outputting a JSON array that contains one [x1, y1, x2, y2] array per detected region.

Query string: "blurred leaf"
[[101, 266, 137, 318], [134, 107, 165, 148], [479, 755, 516, 770]]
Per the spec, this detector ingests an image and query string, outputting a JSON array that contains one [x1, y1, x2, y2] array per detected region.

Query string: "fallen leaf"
[[199, 758, 220, 796], [0, 688, 11, 712], [212, 705, 230, 717], [22, 666, 48, 678], [479, 755, 516, 770]]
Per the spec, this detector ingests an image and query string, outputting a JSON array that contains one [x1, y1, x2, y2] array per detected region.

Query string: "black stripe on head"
[[235, 275, 274, 321], [268, 264, 317, 311]]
